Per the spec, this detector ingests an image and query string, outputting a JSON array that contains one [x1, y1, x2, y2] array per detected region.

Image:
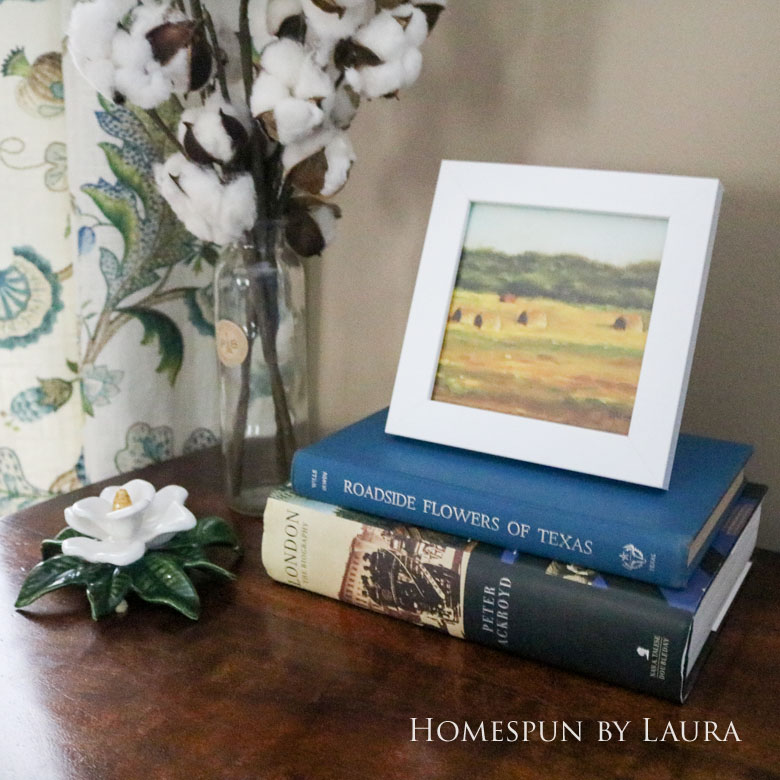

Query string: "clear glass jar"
[[214, 224, 309, 515]]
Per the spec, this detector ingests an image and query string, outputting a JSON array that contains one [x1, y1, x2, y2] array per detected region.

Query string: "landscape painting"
[[432, 202, 668, 435]]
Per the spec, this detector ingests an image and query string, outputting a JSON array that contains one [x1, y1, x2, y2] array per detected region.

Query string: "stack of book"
[[261, 409, 764, 702]]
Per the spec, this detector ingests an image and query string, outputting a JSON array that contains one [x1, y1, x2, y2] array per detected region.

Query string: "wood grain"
[[1, 448, 778, 780]]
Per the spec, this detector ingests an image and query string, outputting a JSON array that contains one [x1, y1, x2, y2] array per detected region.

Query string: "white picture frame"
[[386, 161, 722, 489]]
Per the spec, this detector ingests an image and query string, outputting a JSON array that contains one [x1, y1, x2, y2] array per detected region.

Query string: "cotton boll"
[[400, 45, 422, 87], [345, 59, 404, 98], [285, 129, 354, 197], [301, 0, 372, 51], [67, 0, 136, 98], [180, 96, 250, 165], [412, 0, 446, 31], [322, 83, 360, 128], [273, 97, 324, 144], [250, 71, 290, 115], [128, 3, 180, 37], [282, 126, 335, 173], [310, 201, 339, 247], [68, 0, 135, 59], [216, 174, 257, 246], [354, 10, 407, 62], [285, 196, 341, 256], [154, 154, 218, 243], [395, 6, 428, 48], [267, 0, 304, 34], [160, 46, 196, 93], [260, 38, 307, 88], [321, 132, 355, 196], [182, 112, 234, 164], [111, 30, 151, 72], [293, 56, 334, 102]]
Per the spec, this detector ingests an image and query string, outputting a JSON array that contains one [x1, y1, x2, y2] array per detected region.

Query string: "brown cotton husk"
[[188, 30, 213, 91], [394, 13, 412, 30], [220, 110, 249, 152], [285, 209, 325, 257], [183, 122, 217, 164], [147, 21, 213, 91], [310, 0, 346, 18], [258, 110, 280, 142], [376, 0, 408, 7], [287, 149, 328, 195], [285, 198, 341, 257], [146, 21, 199, 65], [334, 39, 383, 71], [277, 13, 307, 41], [415, 3, 444, 30]]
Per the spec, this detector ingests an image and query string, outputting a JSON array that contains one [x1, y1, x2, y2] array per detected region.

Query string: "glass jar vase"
[[214, 224, 309, 515]]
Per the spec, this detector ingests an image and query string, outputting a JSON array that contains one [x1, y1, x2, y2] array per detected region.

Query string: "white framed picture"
[[386, 161, 722, 489]]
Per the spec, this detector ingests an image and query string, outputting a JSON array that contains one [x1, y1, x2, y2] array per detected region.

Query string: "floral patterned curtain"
[[1, 0, 219, 516]]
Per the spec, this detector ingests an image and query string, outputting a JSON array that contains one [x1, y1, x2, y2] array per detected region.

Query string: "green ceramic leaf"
[[165, 516, 240, 550], [86, 566, 132, 620], [66, 359, 79, 374], [41, 527, 86, 560], [15, 555, 101, 608], [121, 307, 183, 385], [166, 545, 237, 580], [129, 553, 200, 620]]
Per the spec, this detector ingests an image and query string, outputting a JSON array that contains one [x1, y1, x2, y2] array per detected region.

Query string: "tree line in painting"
[[455, 249, 660, 309]]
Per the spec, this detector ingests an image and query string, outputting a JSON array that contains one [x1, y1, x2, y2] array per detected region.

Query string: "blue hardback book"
[[290, 409, 752, 588]]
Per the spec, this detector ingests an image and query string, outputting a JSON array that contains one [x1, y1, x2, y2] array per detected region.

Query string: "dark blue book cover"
[[291, 409, 752, 587], [263, 484, 765, 702]]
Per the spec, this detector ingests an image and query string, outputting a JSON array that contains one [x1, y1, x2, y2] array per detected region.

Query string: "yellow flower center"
[[112, 488, 132, 511]]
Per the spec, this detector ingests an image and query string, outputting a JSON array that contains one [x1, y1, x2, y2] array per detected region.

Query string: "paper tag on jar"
[[216, 319, 248, 367]]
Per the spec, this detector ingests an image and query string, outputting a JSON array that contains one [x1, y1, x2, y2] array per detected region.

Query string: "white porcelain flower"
[[61, 479, 196, 566]]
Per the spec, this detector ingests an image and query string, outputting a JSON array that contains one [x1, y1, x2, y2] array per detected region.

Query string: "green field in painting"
[[432, 290, 650, 434]]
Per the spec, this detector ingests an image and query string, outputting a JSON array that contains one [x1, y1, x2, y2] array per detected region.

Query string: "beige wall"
[[309, 0, 780, 550]]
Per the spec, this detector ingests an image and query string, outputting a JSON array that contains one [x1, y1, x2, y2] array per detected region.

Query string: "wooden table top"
[[2, 448, 778, 780]]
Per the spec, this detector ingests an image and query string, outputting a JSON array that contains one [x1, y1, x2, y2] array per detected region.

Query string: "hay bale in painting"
[[517, 310, 547, 328], [474, 313, 483, 329], [499, 293, 517, 303], [450, 307, 462, 322], [613, 313, 643, 332]]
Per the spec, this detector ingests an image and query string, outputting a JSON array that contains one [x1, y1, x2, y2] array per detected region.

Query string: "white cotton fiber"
[[311, 202, 339, 247], [68, 0, 136, 97], [260, 39, 307, 88], [321, 132, 355, 196], [273, 97, 324, 144], [293, 56, 334, 102], [216, 174, 257, 246], [355, 11, 407, 62], [398, 7, 428, 48], [282, 126, 335, 172], [155, 154, 257, 246], [323, 83, 359, 128], [400, 45, 422, 85], [346, 59, 404, 98], [301, 0, 372, 49], [250, 71, 290, 115], [267, 0, 303, 34], [180, 110, 234, 163]]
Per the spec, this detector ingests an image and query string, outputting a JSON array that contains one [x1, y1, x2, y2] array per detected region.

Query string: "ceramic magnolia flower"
[[61, 479, 196, 566]]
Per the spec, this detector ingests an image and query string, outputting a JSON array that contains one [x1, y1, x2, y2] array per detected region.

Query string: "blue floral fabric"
[[1, 0, 220, 516]]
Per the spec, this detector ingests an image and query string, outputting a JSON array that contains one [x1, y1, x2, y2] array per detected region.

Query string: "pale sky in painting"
[[464, 202, 668, 267]]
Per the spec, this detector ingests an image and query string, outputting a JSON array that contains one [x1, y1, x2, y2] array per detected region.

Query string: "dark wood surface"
[[1, 448, 778, 780]]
